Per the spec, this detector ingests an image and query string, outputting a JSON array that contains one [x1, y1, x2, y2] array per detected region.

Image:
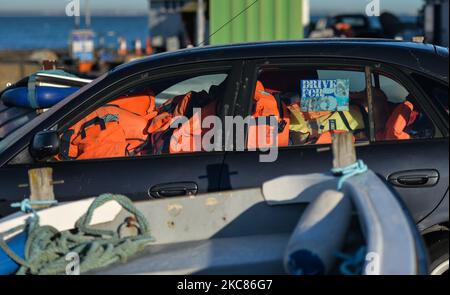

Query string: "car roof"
[[114, 39, 449, 83]]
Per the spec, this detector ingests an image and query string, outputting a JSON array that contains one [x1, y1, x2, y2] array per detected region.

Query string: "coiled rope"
[[0, 193, 154, 275]]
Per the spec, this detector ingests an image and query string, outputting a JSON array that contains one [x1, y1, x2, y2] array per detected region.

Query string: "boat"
[[0, 134, 428, 275], [0, 70, 91, 140], [1, 86, 80, 109]]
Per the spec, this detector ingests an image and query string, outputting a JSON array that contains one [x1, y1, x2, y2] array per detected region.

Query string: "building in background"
[[148, 0, 307, 47], [209, 0, 306, 45], [148, 0, 192, 52]]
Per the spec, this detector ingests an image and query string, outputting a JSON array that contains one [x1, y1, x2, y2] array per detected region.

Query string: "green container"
[[209, 0, 304, 45]]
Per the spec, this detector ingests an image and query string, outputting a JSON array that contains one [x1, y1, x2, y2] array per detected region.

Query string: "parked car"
[[0, 39, 448, 274]]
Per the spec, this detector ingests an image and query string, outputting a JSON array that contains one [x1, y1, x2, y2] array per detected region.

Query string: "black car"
[[0, 39, 448, 274]]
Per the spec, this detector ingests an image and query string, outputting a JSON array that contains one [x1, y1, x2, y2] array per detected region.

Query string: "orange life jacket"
[[316, 130, 356, 145], [169, 100, 218, 154], [247, 81, 289, 149], [146, 90, 214, 154], [381, 101, 415, 140], [110, 94, 157, 118], [60, 92, 156, 160]]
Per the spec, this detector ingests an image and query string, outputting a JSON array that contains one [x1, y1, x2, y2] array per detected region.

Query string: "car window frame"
[[6, 60, 244, 165]]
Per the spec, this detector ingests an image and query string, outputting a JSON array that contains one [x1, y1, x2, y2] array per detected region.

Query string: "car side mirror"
[[30, 130, 60, 161]]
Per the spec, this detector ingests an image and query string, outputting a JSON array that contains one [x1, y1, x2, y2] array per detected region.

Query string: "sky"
[[0, 0, 424, 16]]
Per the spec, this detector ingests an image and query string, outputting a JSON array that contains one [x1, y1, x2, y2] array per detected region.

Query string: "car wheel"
[[429, 237, 449, 275]]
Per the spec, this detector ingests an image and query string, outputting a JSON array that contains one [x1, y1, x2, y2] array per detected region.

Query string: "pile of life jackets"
[[248, 81, 367, 147], [60, 85, 221, 160], [247, 81, 289, 149], [146, 89, 218, 155], [59, 80, 418, 161], [248, 81, 420, 146], [60, 92, 157, 160]]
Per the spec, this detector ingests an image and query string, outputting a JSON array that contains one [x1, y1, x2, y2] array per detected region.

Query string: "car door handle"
[[388, 169, 439, 188], [148, 182, 198, 199]]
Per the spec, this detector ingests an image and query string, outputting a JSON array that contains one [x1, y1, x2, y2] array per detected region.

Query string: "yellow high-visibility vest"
[[288, 104, 365, 138]]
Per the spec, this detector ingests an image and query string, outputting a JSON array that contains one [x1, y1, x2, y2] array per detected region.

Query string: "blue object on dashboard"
[[0, 231, 27, 275], [1, 86, 79, 109]]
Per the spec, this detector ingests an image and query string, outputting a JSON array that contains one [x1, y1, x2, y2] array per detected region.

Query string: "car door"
[[0, 61, 243, 217], [221, 58, 448, 223], [356, 65, 449, 223]]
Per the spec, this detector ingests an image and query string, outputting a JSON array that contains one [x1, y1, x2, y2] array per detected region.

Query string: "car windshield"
[[0, 73, 108, 156]]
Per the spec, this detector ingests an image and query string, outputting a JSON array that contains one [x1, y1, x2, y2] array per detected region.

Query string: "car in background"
[[309, 14, 384, 38], [0, 40, 448, 274]]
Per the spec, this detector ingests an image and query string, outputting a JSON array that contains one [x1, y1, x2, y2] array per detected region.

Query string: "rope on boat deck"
[[10, 199, 58, 215], [331, 160, 368, 190], [0, 193, 155, 275], [331, 161, 368, 274]]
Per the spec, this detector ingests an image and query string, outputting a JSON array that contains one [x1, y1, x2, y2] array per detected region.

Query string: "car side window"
[[371, 72, 438, 141], [247, 66, 369, 148], [155, 74, 227, 106], [57, 72, 229, 161]]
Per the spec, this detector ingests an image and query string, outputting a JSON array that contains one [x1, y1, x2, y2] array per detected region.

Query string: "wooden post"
[[332, 132, 356, 169], [28, 168, 55, 209]]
